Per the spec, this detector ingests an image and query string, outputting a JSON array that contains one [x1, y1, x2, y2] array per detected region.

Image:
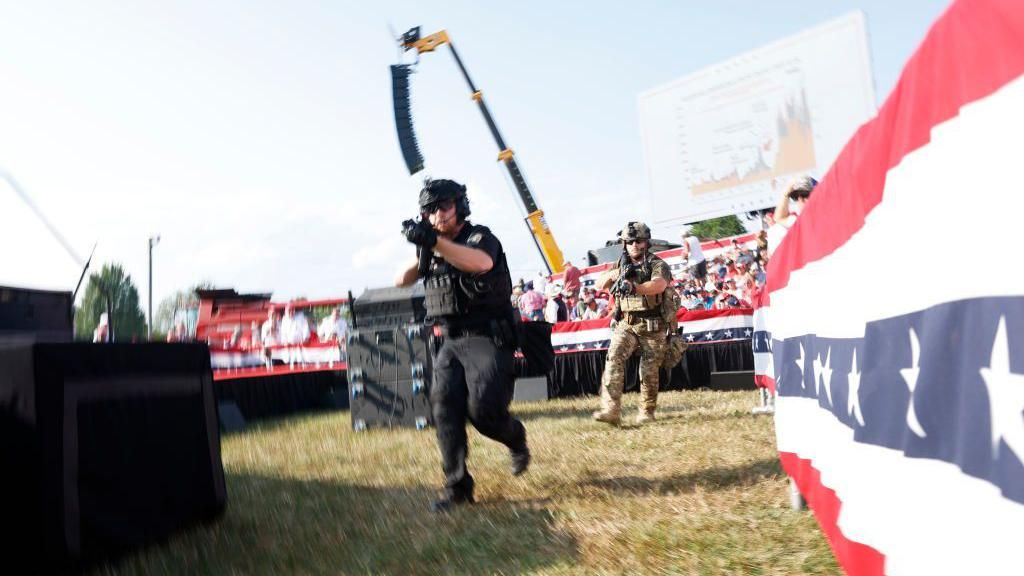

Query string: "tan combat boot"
[[592, 394, 621, 425], [592, 408, 621, 426], [635, 409, 656, 425]]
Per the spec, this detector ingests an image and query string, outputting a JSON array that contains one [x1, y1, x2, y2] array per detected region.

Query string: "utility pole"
[[148, 235, 160, 340]]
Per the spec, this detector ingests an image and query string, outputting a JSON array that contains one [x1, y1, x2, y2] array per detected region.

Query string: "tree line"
[[74, 262, 210, 342]]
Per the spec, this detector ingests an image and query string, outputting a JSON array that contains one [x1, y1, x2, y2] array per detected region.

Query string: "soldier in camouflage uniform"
[[593, 222, 672, 425]]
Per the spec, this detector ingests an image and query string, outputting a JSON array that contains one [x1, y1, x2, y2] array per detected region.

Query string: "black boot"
[[431, 492, 475, 513], [510, 445, 531, 476]]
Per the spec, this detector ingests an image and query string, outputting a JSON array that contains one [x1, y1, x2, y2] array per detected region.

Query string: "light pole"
[[148, 235, 160, 340]]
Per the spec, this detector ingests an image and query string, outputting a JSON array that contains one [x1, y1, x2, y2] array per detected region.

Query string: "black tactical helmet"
[[619, 221, 652, 242], [419, 178, 471, 220]]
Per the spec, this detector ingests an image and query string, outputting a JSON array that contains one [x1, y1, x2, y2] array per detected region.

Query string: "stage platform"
[[213, 364, 349, 424]]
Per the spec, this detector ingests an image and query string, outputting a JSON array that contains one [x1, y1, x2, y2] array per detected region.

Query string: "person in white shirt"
[[681, 231, 706, 280], [317, 308, 348, 343], [261, 309, 279, 347], [279, 303, 311, 366], [543, 283, 568, 323], [279, 303, 311, 345], [579, 294, 608, 320], [767, 175, 817, 256], [93, 313, 110, 343], [260, 309, 279, 368], [534, 271, 548, 298], [317, 307, 349, 363], [249, 321, 260, 349]]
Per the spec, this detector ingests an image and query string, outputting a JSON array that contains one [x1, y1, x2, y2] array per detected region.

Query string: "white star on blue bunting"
[[899, 327, 927, 438], [847, 347, 864, 426], [979, 316, 1024, 462], [813, 346, 834, 406]]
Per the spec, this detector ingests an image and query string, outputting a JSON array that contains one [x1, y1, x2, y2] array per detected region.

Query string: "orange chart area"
[[691, 94, 818, 195]]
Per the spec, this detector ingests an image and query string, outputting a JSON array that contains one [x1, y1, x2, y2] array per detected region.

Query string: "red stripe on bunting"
[[765, 0, 1024, 298], [677, 307, 752, 322], [550, 317, 612, 333], [753, 374, 775, 394], [548, 308, 754, 334], [213, 363, 347, 381], [779, 452, 886, 576]]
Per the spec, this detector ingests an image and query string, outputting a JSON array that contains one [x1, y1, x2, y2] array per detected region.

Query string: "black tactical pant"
[[430, 334, 527, 499]]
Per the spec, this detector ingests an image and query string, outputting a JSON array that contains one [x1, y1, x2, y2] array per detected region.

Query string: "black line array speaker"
[[391, 63, 425, 175], [347, 325, 432, 431]]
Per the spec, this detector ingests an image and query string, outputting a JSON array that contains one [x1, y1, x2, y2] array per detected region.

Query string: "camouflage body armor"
[[594, 221, 672, 426], [616, 253, 665, 317]]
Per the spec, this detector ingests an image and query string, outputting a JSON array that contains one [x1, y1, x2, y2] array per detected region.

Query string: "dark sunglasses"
[[625, 239, 648, 245], [423, 199, 456, 214]]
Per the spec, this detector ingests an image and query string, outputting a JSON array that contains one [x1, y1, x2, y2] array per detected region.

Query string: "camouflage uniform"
[[594, 222, 672, 425]]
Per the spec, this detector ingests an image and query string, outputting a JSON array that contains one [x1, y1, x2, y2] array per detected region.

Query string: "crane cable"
[[1, 169, 86, 267]]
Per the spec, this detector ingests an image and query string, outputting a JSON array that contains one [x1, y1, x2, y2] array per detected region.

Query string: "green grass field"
[[92, 390, 839, 575]]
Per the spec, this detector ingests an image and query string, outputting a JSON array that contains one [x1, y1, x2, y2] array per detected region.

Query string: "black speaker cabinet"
[[0, 342, 226, 572], [0, 285, 73, 342], [347, 325, 432, 430], [351, 285, 426, 331]]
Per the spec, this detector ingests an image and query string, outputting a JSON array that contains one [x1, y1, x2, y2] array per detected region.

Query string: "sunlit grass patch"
[[93, 390, 839, 575]]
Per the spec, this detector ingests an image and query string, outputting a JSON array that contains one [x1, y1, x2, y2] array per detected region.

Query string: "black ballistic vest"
[[423, 223, 514, 325]]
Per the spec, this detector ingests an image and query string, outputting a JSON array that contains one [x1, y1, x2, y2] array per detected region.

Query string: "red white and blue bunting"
[[550, 308, 753, 353]]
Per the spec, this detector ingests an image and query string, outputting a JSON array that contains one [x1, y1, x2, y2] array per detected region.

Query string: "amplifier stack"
[[348, 286, 432, 430]]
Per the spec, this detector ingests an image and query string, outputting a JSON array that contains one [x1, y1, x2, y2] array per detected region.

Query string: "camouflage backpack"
[[660, 284, 681, 332], [660, 284, 687, 369]]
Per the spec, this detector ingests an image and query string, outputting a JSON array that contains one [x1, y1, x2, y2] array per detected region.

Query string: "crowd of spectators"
[[179, 303, 351, 363], [510, 237, 769, 325], [511, 259, 619, 323], [257, 304, 348, 349], [675, 233, 769, 311], [512, 277, 615, 323]]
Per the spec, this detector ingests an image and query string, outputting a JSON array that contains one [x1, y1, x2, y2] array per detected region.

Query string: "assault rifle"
[[609, 250, 637, 323], [610, 250, 637, 297]]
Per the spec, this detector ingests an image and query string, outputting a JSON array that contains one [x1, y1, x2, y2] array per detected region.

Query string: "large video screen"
[[639, 12, 876, 225]]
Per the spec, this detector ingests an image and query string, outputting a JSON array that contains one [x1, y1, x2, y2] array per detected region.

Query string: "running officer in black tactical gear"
[[396, 178, 530, 513]]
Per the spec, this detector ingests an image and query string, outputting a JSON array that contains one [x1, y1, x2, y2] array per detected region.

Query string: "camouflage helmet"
[[619, 221, 652, 242], [419, 178, 470, 219]]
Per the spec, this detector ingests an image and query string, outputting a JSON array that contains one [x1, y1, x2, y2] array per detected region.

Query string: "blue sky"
[[0, 0, 950, 316]]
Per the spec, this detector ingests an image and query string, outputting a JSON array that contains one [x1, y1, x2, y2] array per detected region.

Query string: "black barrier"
[[517, 321, 554, 377], [0, 342, 226, 573], [516, 340, 754, 398], [215, 370, 348, 422]]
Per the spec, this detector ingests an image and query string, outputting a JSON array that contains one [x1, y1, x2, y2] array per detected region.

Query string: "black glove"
[[619, 279, 635, 296], [402, 218, 437, 248]]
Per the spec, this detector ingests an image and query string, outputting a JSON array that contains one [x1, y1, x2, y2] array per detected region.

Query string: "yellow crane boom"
[[391, 27, 566, 275]]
